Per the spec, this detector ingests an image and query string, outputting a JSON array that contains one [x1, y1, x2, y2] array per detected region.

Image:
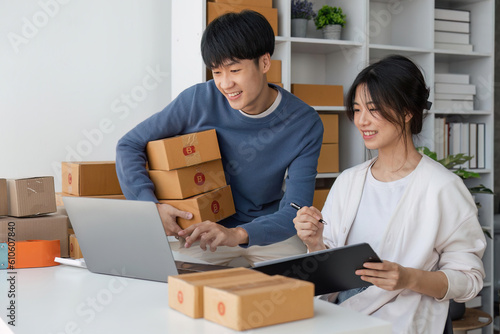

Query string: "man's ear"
[[260, 53, 272, 74]]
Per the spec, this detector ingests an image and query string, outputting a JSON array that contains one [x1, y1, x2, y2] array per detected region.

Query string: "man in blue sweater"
[[116, 10, 323, 265]]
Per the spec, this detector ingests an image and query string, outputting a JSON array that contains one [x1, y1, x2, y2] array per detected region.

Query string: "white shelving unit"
[[171, 1, 495, 331]]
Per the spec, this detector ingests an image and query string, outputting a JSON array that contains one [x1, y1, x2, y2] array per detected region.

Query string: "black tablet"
[[252, 243, 382, 295]]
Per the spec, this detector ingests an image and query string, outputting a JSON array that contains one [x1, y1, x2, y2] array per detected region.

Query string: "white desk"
[[0, 266, 391, 334]]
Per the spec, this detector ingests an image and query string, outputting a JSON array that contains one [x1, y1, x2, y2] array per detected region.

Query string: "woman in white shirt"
[[293, 55, 485, 333]]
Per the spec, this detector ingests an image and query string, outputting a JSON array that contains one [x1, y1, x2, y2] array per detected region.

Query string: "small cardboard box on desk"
[[6, 176, 57, 217], [204, 275, 314, 331], [0, 214, 69, 258], [0, 176, 69, 262], [168, 267, 268, 318]]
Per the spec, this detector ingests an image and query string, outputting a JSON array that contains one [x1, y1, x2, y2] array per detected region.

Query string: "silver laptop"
[[62, 196, 228, 282]]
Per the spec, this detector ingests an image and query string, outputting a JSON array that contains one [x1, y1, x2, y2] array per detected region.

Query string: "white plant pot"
[[322, 24, 342, 40]]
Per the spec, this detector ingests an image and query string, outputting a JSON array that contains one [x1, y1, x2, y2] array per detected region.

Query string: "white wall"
[[0, 0, 171, 191]]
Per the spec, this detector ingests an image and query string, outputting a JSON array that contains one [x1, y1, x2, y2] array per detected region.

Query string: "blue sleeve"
[[115, 88, 195, 202], [241, 117, 324, 247]]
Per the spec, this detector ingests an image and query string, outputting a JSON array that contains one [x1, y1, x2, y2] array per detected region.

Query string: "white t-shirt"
[[238, 89, 281, 118], [346, 164, 414, 253]]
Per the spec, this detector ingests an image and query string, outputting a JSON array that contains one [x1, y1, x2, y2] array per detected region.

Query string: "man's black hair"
[[201, 10, 275, 69]]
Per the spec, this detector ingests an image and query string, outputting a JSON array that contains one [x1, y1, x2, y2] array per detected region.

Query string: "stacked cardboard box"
[[206, 0, 278, 36], [168, 267, 314, 330], [148, 129, 236, 228], [291, 84, 344, 107], [317, 113, 339, 173], [0, 176, 69, 258]]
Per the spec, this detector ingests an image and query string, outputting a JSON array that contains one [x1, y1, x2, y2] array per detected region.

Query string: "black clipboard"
[[252, 243, 382, 295]]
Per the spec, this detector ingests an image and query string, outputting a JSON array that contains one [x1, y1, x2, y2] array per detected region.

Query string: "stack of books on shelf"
[[434, 8, 473, 52], [434, 118, 485, 169], [434, 73, 475, 112]]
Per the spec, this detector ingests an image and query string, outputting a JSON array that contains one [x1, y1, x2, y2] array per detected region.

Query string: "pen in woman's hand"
[[290, 202, 327, 225]]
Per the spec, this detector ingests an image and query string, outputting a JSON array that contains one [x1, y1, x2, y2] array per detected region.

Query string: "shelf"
[[291, 39, 362, 54], [314, 106, 345, 112], [316, 173, 340, 179], [430, 110, 493, 116], [369, 44, 432, 54], [434, 52, 493, 62]]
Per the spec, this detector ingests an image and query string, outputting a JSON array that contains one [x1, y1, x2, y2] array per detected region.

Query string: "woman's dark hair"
[[345, 55, 430, 141], [201, 10, 275, 69]]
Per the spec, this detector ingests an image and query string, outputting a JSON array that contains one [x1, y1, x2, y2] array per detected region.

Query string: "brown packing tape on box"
[[0, 214, 69, 257], [159, 185, 235, 229], [207, 2, 278, 36], [61, 161, 122, 196], [168, 267, 269, 319], [319, 114, 339, 143], [203, 275, 314, 331], [0, 179, 7, 216], [208, 0, 273, 8], [146, 129, 221, 171], [6, 177, 57, 217], [291, 84, 344, 106], [317, 144, 339, 173], [149, 159, 227, 200]]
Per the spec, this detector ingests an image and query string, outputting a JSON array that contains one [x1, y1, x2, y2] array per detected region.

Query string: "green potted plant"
[[314, 5, 346, 40], [291, 0, 316, 38]]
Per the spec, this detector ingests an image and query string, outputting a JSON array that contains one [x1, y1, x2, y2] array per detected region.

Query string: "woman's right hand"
[[293, 205, 327, 252]]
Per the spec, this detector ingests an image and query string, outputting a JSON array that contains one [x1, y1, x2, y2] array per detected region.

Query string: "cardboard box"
[[159, 185, 235, 229], [317, 144, 339, 173], [62, 162, 122, 196], [55, 192, 126, 207], [146, 129, 221, 171], [319, 114, 339, 143], [168, 267, 269, 319], [267, 60, 281, 83], [204, 275, 314, 330], [208, 0, 273, 8], [149, 159, 226, 200], [207, 2, 278, 36], [69, 234, 83, 259], [313, 188, 330, 211], [7, 177, 57, 217], [0, 214, 69, 257], [0, 179, 7, 216], [291, 84, 344, 106]]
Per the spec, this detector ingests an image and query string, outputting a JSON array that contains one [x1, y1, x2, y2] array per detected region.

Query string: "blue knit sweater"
[[116, 81, 323, 247]]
